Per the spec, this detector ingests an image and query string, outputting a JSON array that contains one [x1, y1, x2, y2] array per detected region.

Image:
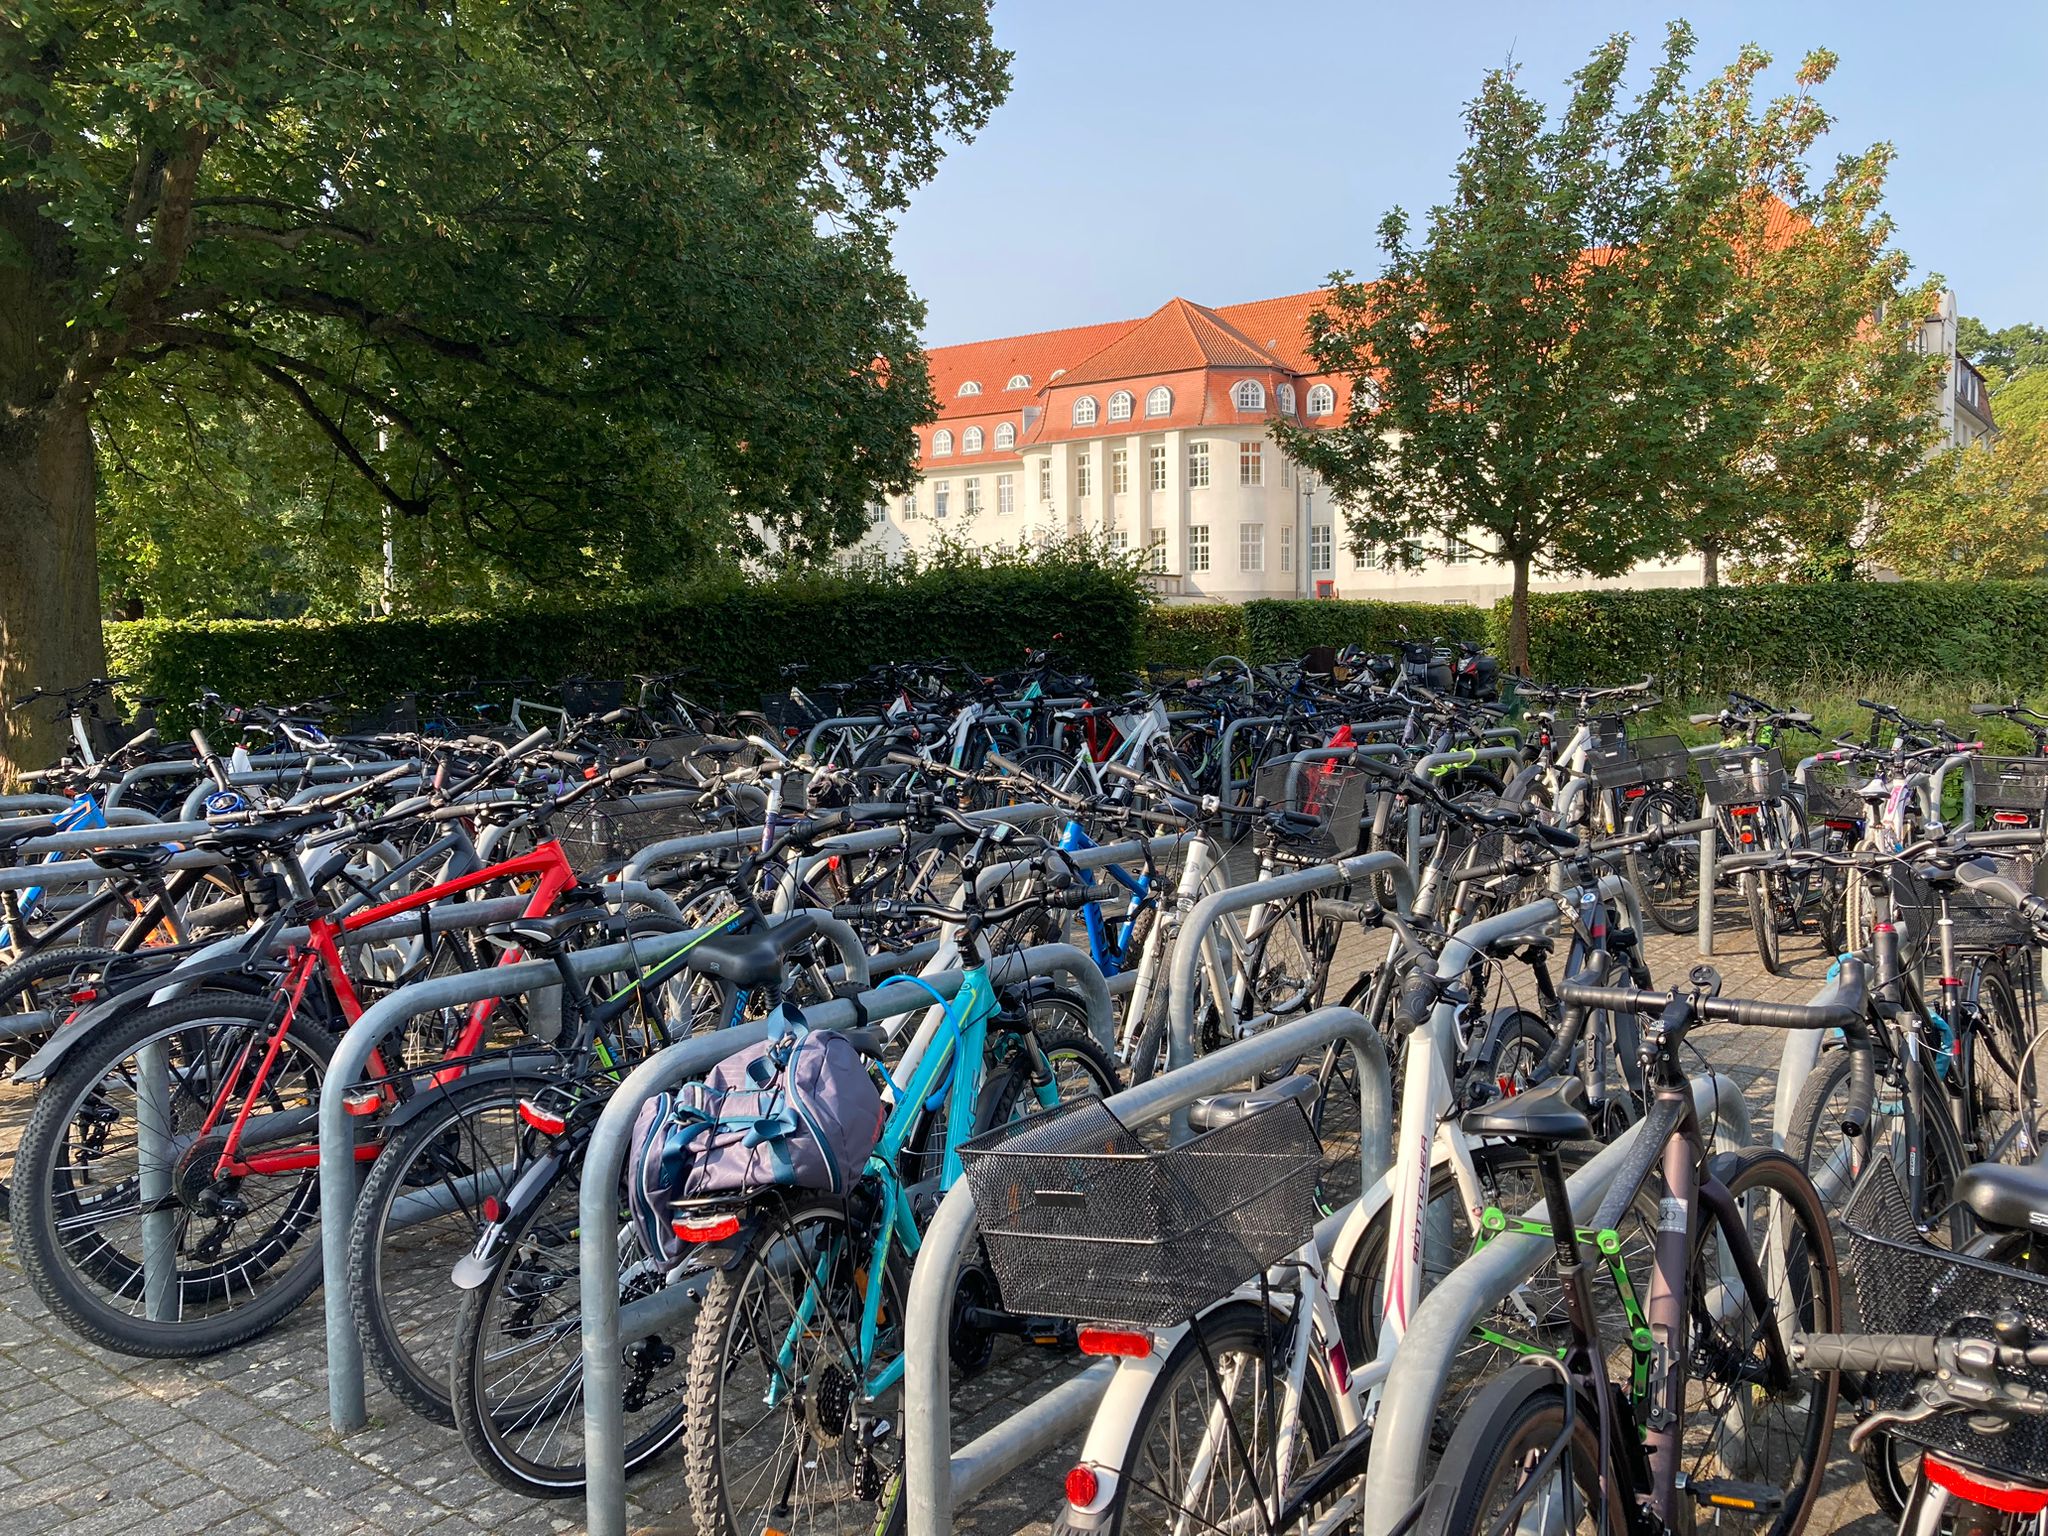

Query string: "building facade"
[[862, 285, 1990, 604]]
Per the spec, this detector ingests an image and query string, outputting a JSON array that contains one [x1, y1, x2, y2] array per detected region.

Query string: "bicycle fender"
[[10, 941, 268, 1085], [380, 1055, 560, 1137], [451, 1142, 570, 1289]]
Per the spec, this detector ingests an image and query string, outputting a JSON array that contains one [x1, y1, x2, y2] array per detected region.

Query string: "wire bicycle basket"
[[1701, 746, 1788, 808], [1971, 756, 2048, 827], [1840, 1154, 2048, 1483], [1585, 732, 1690, 794], [959, 1096, 1323, 1328], [1252, 758, 1368, 862]]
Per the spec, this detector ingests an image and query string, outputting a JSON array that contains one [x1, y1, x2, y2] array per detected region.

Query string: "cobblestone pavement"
[[0, 904, 1891, 1534]]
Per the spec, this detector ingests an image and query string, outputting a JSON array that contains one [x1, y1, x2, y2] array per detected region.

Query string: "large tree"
[[1, 2, 1007, 770], [1667, 46, 1942, 584], [1281, 24, 1767, 671], [1958, 317, 2048, 388], [1871, 421, 2048, 579]]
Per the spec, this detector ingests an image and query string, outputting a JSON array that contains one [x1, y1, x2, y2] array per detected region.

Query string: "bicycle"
[[1410, 965, 1866, 1536]]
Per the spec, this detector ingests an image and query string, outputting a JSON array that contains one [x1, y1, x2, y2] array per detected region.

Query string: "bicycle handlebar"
[[1790, 1334, 1940, 1374]]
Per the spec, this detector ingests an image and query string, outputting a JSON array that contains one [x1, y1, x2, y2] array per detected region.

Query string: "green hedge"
[[109, 562, 1148, 729], [1511, 580, 2048, 694], [1142, 607, 1250, 670], [1240, 598, 1491, 663]]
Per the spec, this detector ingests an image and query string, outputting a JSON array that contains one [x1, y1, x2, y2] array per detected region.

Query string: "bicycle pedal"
[[1685, 1478, 1784, 1515]]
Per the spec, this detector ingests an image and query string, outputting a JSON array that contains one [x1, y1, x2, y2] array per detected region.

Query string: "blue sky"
[[893, 1, 2044, 347]]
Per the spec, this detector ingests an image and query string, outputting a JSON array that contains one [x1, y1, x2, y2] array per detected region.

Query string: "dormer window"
[[1006, 373, 1031, 390], [931, 429, 953, 455], [1107, 391, 1133, 422], [1232, 379, 1266, 411], [1073, 395, 1098, 426], [957, 381, 982, 396]]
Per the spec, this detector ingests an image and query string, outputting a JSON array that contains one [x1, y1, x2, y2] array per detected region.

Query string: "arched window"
[[994, 421, 1016, 449], [957, 380, 982, 396], [1073, 395, 1099, 426], [1276, 383, 1296, 415], [1050, 368, 1066, 380], [1107, 390, 1134, 422], [931, 429, 953, 455], [1306, 384, 1335, 417], [1006, 373, 1032, 390], [963, 426, 984, 452], [1231, 379, 1266, 411], [1145, 386, 1173, 417]]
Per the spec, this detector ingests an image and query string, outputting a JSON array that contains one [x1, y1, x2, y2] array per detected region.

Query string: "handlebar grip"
[[1953, 858, 2038, 917], [1688, 712, 1720, 727], [1791, 1333, 1938, 1375], [605, 756, 654, 784], [505, 726, 554, 759], [986, 752, 1028, 778], [1841, 1012, 1876, 1138]]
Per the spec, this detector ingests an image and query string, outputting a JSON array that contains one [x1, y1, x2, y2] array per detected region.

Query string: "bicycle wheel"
[[1964, 957, 2032, 1164], [1624, 785, 1701, 934], [450, 1153, 696, 1496], [1743, 871, 1783, 975], [1677, 1147, 1839, 1536], [1241, 896, 1322, 1023], [1785, 1046, 1972, 1246], [346, 1075, 543, 1425], [683, 1197, 906, 1536], [11, 990, 331, 1356], [1414, 1367, 1619, 1536], [0, 943, 117, 1220], [1081, 1298, 1338, 1536], [984, 1015, 1122, 1126]]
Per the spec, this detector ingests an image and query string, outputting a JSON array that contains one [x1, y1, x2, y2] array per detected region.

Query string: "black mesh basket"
[[1702, 747, 1787, 808], [1972, 756, 2048, 823], [1801, 769, 1868, 830], [1943, 850, 2043, 953], [562, 677, 626, 716], [959, 1096, 1323, 1328], [1586, 732, 1690, 792], [1840, 1154, 2048, 1483], [1252, 759, 1369, 862]]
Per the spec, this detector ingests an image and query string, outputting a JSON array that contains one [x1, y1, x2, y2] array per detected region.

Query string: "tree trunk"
[[0, 404, 105, 782], [1700, 541, 1720, 588], [1508, 553, 1532, 675]]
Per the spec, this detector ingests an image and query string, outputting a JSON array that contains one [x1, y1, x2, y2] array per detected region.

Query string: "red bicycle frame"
[[200, 840, 580, 1180]]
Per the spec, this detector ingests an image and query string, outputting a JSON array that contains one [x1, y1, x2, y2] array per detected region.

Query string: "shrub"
[[109, 558, 1149, 729], [1240, 598, 1491, 663], [1142, 606, 1248, 670], [1510, 580, 2048, 694]]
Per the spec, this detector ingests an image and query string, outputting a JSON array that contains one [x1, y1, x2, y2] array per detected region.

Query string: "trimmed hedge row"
[[108, 563, 1147, 729], [1510, 581, 2048, 694], [1241, 598, 1491, 663], [1141, 607, 1251, 670]]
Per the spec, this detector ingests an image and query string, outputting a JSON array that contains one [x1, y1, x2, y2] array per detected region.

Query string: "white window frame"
[[964, 477, 981, 515], [1240, 522, 1264, 572], [1148, 528, 1167, 572], [994, 421, 1016, 450], [1073, 395, 1099, 426], [933, 481, 951, 518], [1039, 463, 1053, 502], [1306, 383, 1335, 417], [1188, 524, 1211, 573], [903, 489, 918, 520], [962, 426, 983, 453], [1145, 385, 1172, 417], [1240, 441, 1262, 486], [931, 429, 953, 455], [1149, 444, 1168, 490], [1232, 379, 1265, 411], [1112, 448, 1129, 495], [1279, 526, 1292, 571], [1277, 383, 1296, 415], [1075, 450, 1093, 498], [1107, 391, 1134, 422], [1006, 373, 1031, 389], [997, 473, 1015, 516], [1188, 441, 1211, 488], [957, 380, 982, 396], [1310, 524, 1332, 573]]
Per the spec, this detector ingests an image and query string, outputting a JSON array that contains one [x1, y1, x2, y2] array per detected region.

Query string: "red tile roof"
[[1054, 298, 1295, 385], [926, 319, 1135, 422]]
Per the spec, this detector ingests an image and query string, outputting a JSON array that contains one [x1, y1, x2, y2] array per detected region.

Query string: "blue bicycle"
[[677, 874, 1118, 1536]]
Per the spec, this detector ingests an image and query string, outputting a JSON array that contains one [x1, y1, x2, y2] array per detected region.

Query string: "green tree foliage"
[[1667, 46, 1943, 584], [1279, 24, 1766, 671], [1991, 371, 2048, 437], [0, 1, 1009, 771], [1872, 423, 2048, 580], [1959, 317, 2048, 388]]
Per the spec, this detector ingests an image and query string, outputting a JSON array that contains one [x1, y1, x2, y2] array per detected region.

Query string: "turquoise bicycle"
[[679, 873, 1117, 1536]]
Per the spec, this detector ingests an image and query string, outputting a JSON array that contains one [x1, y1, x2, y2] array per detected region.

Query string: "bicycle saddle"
[[1953, 1160, 2048, 1236], [0, 816, 65, 854], [684, 911, 821, 990], [487, 908, 622, 955], [694, 737, 750, 759], [1462, 1075, 1594, 1146], [90, 843, 176, 876], [1187, 1073, 1316, 1134], [197, 812, 336, 851]]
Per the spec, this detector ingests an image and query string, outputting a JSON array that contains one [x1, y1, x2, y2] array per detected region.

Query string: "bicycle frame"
[[1057, 819, 1154, 979]]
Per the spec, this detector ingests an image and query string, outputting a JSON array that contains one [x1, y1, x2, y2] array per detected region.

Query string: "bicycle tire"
[[345, 1073, 547, 1426], [0, 943, 119, 1221], [1414, 1366, 1620, 1536], [12, 990, 333, 1356], [1785, 1045, 1972, 1247], [1743, 871, 1782, 975], [984, 1014, 1122, 1127], [1964, 957, 2032, 1164]]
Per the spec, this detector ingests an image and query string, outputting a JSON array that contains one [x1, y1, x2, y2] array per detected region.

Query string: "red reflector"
[[342, 1089, 383, 1116], [1065, 1466, 1100, 1508], [1328, 1340, 1351, 1392], [1824, 818, 1859, 832], [671, 1212, 741, 1243], [480, 1196, 503, 1223], [1623, 786, 1647, 800], [1924, 1455, 2048, 1514], [1077, 1327, 1152, 1358], [1994, 811, 2032, 826], [518, 1098, 567, 1135], [1729, 805, 1759, 817], [583, 766, 600, 780], [69, 987, 97, 1003]]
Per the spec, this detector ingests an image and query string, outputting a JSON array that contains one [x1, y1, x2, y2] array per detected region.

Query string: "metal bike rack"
[[801, 714, 888, 759], [1, 794, 84, 814], [618, 824, 770, 883], [902, 1004, 1395, 1536], [174, 760, 425, 821], [1165, 852, 1416, 1135], [314, 909, 873, 1434], [1217, 715, 1280, 821], [772, 804, 1069, 914], [1406, 747, 1522, 884], [1360, 1070, 1753, 1533], [575, 942, 1118, 1536]]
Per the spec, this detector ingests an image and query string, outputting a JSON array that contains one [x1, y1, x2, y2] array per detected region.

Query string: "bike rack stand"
[[1407, 747, 1522, 884], [312, 908, 874, 1434], [572, 942, 1117, 1536], [1361, 1070, 1753, 1532], [901, 1004, 1394, 1536], [800, 714, 889, 758]]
